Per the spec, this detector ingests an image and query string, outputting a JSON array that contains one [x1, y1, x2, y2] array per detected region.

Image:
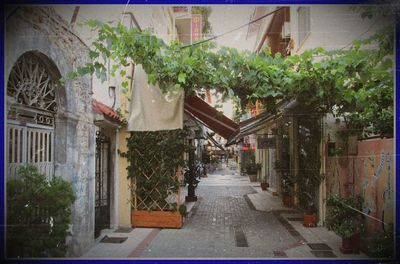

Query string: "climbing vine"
[[120, 129, 191, 212], [70, 16, 394, 137]]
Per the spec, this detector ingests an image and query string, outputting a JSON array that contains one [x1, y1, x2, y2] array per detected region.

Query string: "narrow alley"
[[4, 5, 395, 260], [83, 162, 367, 259]]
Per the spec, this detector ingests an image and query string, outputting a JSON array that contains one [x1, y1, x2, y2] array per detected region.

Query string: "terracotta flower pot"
[[248, 174, 257, 182], [303, 213, 317, 227], [282, 195, 292, 207], [340, 233, 360, 254], [260, 182, 269, 190]]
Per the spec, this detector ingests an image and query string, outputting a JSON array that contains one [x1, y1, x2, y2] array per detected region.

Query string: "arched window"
[[6, 52, 61, 179]]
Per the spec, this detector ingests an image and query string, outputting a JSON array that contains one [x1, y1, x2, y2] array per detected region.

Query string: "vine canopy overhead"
[[71, 18, 394, 137]]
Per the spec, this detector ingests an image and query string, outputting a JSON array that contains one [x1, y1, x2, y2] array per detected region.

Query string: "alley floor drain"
[[273, 250, 288, 257], [310, 250, 337, 258], [308, 243, 332, 250], [100, 236, 128, 243], [233, 225, 248, 247], [287, 217, 303, 221]]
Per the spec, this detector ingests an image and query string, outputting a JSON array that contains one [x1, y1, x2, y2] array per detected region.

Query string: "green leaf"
[[120, 69, 127, 77], [148, 73, 157, 85], [89, 50, 99, 59], [178, 72, 186, 84], [121, 81, 128, 89]]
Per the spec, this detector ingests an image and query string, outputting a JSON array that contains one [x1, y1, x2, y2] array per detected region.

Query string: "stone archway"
[[6, 51, 65, 180]]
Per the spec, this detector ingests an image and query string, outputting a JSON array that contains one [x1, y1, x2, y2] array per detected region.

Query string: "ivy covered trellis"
[[120, 129, 191, 214]]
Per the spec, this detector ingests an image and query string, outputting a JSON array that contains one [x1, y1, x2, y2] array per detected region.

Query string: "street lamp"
[[185, 138, 198, 202]]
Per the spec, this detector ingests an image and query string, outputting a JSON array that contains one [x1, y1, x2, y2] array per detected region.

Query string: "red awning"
[[184, 96, 239, 139], [92, 99, 123, 124]]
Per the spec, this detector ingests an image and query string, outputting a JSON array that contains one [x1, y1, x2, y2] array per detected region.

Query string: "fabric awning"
[[226, 100, 294, 146], [184, 96, 239, 139], [206, 132, 225, 151], [226, 110, 275, 146]]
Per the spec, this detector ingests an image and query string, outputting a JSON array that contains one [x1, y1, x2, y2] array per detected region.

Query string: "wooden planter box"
[[131, 210, 183, 229]]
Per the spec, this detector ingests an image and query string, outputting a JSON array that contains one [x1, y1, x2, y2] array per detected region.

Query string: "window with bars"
[[7, 124, 54, 179], [298, 7, 310, 47]]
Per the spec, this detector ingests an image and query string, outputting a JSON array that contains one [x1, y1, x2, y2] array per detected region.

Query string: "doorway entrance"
[[95, 130, 111, 238]]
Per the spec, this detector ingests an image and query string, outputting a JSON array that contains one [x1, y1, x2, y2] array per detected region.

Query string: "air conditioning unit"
[[281, 22, 291, 39]]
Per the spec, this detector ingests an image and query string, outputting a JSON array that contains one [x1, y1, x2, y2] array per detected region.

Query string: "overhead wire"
[[180, 7, 286, 49]]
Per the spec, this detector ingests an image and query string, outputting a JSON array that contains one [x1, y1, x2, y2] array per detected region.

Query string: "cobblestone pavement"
[[140, 166, 297, 258], [82, 162, 368, 259]]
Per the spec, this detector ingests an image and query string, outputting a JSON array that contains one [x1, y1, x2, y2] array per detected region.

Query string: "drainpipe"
[[319, 117, 326, 226], [70, 6, 80, 28]]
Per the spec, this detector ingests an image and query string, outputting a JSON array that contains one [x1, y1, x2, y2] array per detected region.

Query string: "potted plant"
[[275, 160, 294, 206], [302, 192, 318, 227], [281, 176, 295, 207], [260, 180, 269, 190], [258, 163, 269, 190], [246, 163, 259, 182], [326, 195, 364, 254], [298, 173, 324, 227]]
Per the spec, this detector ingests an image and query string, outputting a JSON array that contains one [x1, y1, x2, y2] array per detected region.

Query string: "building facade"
[[5, 6, 95, 256], [246, 5, 394, 233]]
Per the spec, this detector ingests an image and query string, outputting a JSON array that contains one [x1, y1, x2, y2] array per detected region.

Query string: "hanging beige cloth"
[[127, 64, 184, 131]]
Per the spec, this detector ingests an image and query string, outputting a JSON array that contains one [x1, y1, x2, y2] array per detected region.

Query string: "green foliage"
[[364, 224, 394, 258], [72, 20, 394, 137], [120, 129, 190, 211], [326, 195, 364, 238], [245, 162, 260, 174], [178, 204, 188, 217], [6, 165, 75, 257], [274, 159, 295, 195], [297, 118, 324, 213]]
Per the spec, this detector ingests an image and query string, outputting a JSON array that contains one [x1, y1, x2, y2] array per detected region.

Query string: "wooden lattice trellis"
[[125, 130, 187, 212]]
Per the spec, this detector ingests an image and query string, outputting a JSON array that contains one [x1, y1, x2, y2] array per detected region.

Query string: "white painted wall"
[[54, 5, 175, 110], [290, 5, 393, 54]]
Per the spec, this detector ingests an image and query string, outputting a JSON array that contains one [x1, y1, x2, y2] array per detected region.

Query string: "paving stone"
[[82, 163, 370, 259], [140, 182, 296, 258]]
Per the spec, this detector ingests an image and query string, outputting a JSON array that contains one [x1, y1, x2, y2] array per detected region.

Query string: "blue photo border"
[[1, 0, 398, 263]]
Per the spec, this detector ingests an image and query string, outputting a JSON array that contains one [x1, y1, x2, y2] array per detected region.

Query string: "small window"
[[298, 7, 310, 46]]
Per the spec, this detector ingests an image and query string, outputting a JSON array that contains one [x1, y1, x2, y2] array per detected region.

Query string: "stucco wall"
[[354, 138, 394, 234], [6, 6, 95, 256], [290, 5, 393, 55], [325, 137, 394, 234], [117, 129, 132, 227]]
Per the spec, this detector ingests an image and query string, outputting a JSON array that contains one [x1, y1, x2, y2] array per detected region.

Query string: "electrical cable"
[[334, 197, 390, 226], [180, 7, 286, 49]]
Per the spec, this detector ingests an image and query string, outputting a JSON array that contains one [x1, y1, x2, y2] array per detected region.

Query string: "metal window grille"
[[6, 53, 57, 180]]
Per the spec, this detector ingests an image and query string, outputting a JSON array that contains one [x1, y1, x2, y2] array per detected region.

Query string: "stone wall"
[[6, 6, 95, 256]]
